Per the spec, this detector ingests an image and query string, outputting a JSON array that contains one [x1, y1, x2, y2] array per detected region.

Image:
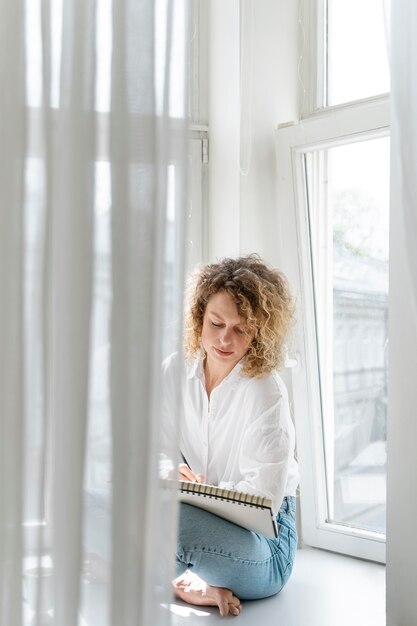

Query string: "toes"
[[230, 595, 241, 608], [229, 595, 241, 616], [218, 600, 229, 617]]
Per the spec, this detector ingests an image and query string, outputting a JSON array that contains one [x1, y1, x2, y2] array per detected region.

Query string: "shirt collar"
[[186, 352, 245, 386], [186, 353, 205, 380]]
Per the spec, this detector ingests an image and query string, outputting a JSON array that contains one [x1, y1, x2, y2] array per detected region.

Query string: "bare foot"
[[173, 570, 241, 617]]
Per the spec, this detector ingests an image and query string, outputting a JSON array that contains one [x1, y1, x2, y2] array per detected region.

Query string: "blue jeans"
[[176, 496, 297, 600]]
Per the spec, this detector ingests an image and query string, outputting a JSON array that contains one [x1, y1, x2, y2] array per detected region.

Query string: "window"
[[325, 0, 390, 106], [276, 0, 390, 562], [305, 135, 389, 536], [301, 0, 390, 115]]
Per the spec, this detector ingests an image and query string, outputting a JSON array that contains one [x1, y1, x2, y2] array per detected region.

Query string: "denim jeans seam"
[[181, 545, 283, 567]]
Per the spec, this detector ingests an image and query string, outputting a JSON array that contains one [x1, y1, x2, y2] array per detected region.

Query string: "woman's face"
[[201, 291, 254, 371]]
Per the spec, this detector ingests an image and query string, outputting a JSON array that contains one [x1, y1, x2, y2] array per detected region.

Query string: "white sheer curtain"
[[387, 1, 417, 624], [390, 0, 417, 314], [0, 0, 189, 624], [0, 2, 26, 624]]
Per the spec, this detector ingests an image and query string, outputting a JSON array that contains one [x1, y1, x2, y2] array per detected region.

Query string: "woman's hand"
[[178, 463, 206, 484]]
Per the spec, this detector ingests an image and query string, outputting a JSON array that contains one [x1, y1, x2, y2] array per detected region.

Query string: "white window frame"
[[276, 95, 389, 563], [299, 0, 390, 117], [299, 0, 327, 117], [187, 128, 209, 270]]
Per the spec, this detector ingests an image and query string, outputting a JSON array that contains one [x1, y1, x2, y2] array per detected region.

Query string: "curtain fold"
[[0, 0, 189, 624], [390, 1, 417, 318], [387, 2, 417, 624], [49, 1, 96, 623], [0, 2, 26, 624], [110, 1, 189, 623]]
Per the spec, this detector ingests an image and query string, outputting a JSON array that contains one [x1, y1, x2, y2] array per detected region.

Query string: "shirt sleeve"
[[226, 379, 295, 514]]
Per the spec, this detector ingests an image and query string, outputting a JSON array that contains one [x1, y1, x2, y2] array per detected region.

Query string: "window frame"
[[299, 0, 390, 116], [276, 96, 389, 563], [299, 0, 327, 117]]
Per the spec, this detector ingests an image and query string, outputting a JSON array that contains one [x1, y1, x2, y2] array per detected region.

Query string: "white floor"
[[169, 546, 386, 626], [27, 545, 383, 625]]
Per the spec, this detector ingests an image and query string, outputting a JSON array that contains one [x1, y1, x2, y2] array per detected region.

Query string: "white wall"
[[207, 0, 299, 264], [239, 1, 299, 263]]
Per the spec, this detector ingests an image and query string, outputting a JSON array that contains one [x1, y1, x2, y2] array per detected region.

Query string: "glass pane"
[[305, 136, 389, 534], [326, 0, 390, 105]]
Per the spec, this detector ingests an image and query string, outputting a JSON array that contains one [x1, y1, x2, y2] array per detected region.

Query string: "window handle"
[[284, 348, 299, 369]]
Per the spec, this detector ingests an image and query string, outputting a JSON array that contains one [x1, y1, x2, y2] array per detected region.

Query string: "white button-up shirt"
[[161, 352, 299, 513]]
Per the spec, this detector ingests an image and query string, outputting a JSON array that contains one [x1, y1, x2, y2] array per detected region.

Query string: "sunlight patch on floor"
[[165, 603, 211, 618]]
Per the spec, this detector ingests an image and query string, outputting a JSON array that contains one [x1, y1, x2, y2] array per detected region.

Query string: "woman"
[[161, 255, 299, 617]]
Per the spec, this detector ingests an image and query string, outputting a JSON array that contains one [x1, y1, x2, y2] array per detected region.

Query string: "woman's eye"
[[235, 328, 244, 335], [211, 321, 222, 328]]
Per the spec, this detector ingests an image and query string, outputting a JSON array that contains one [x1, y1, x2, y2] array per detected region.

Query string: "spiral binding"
[[179, 480, 272, 509]]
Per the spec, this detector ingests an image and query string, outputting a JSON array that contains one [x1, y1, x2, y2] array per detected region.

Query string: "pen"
[[181, 453, 190, 468]]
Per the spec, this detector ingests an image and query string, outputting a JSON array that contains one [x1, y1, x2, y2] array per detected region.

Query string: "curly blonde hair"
[[184, 254, 295, 377]]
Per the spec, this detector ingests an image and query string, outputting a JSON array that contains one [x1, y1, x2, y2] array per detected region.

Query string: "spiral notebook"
[[177, 480, 278, 538]]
